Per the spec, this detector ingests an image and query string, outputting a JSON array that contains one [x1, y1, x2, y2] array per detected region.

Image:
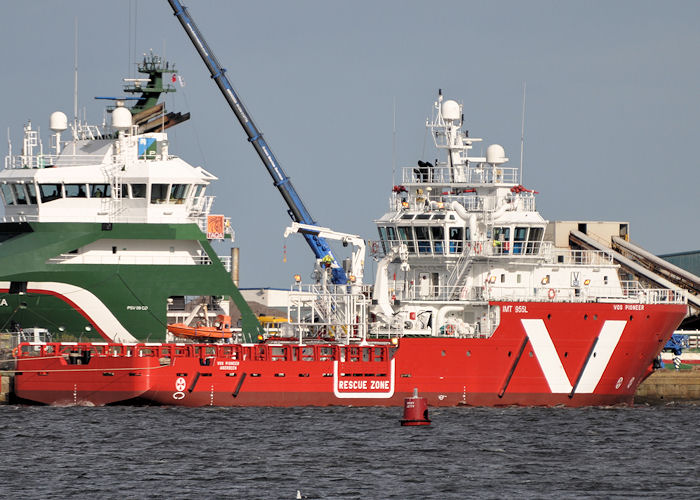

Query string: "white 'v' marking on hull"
[[521, 319, 626, 394], [575, 320, 626, 393]]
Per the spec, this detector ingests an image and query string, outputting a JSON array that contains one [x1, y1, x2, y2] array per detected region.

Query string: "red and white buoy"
[[400, 388, 431, 426]]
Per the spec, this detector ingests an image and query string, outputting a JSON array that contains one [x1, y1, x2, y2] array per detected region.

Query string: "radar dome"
[[486, 144, 508, 165], [49, 111, 68, 132], [112, 107, 132, 130], [441, 100, 460, 121]]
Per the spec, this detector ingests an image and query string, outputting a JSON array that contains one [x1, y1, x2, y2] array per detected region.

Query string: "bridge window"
[[39, 184, 63, 202], [415, 226, 431, 254], [131, 184, 147, 198], [398, 226, 415, 253], [1, 185, 15, 205], [26, 184, 37, 204], [169, 184, 188, 204], [378, 227, 388, 253], [11, 185, 28, 205], [65, 184, 87, 198], [431, 226, 444, 254], [527, 227, 544, 254], [151, 184, 168, 203], [89, 184, 111, 198], [449, 227, 463, 253], [493, 227, 511, 255], [513, 227, 528, 254]]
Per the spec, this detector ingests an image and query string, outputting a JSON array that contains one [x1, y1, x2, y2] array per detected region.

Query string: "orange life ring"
[[548, 288, 556, 299], [445, 324, 455, 336], [12, 347, 19, 358]]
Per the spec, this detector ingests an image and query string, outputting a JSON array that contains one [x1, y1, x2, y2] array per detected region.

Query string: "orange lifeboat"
[[167, 314, 234, 341]]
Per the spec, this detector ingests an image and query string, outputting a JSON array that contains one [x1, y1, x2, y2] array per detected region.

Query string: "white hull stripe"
[[0, 280, 138, 343], [521, 319, 626, 394]]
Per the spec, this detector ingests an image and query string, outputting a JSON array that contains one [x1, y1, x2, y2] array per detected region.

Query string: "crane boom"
[[167, 0, 347, 283]]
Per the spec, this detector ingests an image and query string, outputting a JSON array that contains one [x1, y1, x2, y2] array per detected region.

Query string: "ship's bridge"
[[1, 121, 231, 236]]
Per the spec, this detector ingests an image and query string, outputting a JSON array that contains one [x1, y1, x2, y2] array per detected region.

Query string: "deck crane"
[[167, 0, 348, 284]]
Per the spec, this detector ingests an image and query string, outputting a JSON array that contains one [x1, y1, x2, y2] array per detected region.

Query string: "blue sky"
[[1, 1, 699, 287]]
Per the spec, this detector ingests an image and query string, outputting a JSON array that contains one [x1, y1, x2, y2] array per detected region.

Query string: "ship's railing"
[[190, 196, 215, 216], [0, 213, 230, 230], [287, 284, 373, 341], [400, 165, 519, 185], [4, 153, 106, 169], [391, 282, 686, 304], [47, 253, 232, 270], [390, 192, 537, 213], [371, 239, 553, 259], [547, 248, 614, 266]]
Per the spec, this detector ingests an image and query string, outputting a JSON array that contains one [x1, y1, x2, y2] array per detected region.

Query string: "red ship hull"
[[13, 302, 687, 407], [14, 344, 159, 406]]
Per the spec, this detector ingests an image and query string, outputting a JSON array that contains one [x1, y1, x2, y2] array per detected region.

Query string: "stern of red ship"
[[14, 343, 160, 406]]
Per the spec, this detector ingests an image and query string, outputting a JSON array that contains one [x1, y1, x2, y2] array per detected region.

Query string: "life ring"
[[444, 324, 455, 336], [548, 288, 556, 300], [12, 347, 19, 358]]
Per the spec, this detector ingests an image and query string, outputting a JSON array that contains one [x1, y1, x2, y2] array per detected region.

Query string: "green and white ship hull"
[[0, 54, 261, 343]]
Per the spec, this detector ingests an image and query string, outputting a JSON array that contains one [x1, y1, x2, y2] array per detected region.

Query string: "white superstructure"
[[285, 92, 683, 341]]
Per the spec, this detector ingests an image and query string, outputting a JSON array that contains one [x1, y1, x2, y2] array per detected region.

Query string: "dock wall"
[[634, 368, 700, 404]]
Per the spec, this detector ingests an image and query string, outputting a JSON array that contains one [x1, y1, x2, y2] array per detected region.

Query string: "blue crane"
[[167, 0, 348, 284]]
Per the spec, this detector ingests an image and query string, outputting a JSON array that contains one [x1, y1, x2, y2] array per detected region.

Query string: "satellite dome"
[[486, 144, 508, 165], [49, 111, 68, 132], [441, 100, 460, 121], [112, 107, 132, 130]]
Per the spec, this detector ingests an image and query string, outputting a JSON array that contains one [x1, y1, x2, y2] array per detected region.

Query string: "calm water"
[[1, 404, 699, 499]]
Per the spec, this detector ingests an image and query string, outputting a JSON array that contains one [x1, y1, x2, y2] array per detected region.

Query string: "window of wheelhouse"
[[527, 227, 544, 254], [415, 226, 430, 254], [26, 184, 37, 204], [398, 226, 415, 253], [378, 226, 388, 253], [513, 227, 528, 254], [65, 184, 87, 198], [10, 185, 27, 205], [131, 184, 147, 198], [493, 227, 510, 255], [151, 184, 168, 203], [431, 226, 444, 254], [39, 184, 63, 202], [169, 184, 188, 204], [449, 227, 463, 253], [192, 184, 205, 199], [89, 184, 111, 198], [1, 185, 15, 206]]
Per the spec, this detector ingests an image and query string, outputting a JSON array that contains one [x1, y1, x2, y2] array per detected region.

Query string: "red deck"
[[13, 302, 687, 407]]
